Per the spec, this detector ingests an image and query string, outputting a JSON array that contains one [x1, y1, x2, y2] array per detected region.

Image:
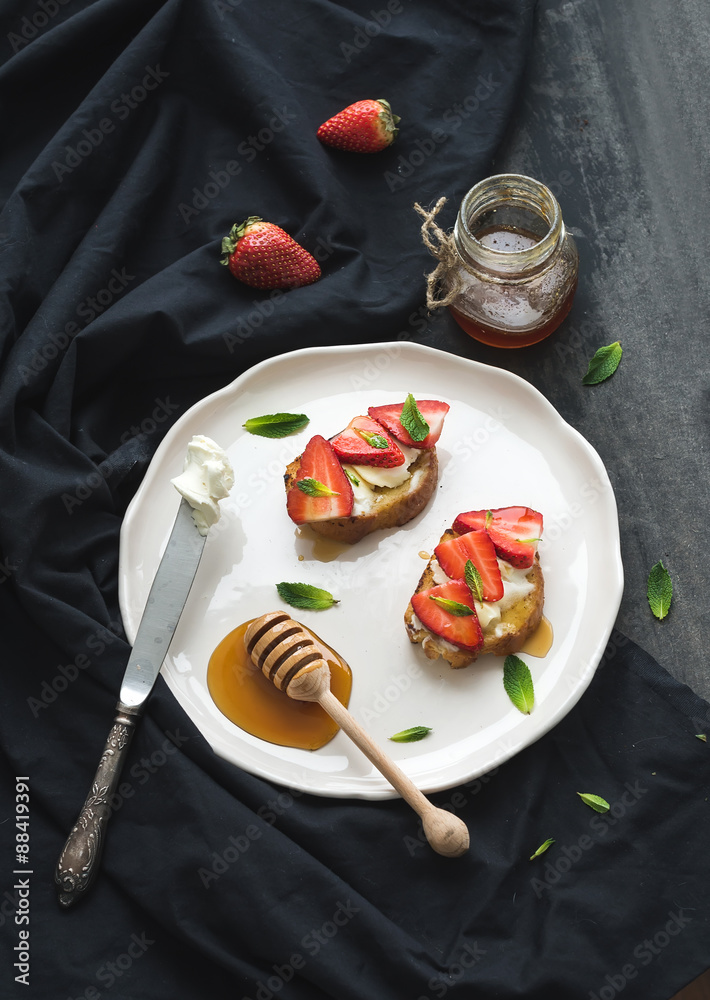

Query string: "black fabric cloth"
[[1, 1, 709, 999]]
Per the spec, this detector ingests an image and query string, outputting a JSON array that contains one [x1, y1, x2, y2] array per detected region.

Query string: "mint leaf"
[[577, 792, 610, 813], [464, 559, 484, 603], [357, 429, 388, 449], [344, 468, 360, 487], [582, 341, 622, 385], [647, 560, 672, 619], [243, 412, 309, 438], [400, 393, 429, 442], [389, 726, 432, 743], [429, 595, 474, 616], [503, 654, 535, 714], [696, 734, 707, 743], [296, 478, 339, 497], [276, 582, 339, 611], [529, 838, 555, 861]]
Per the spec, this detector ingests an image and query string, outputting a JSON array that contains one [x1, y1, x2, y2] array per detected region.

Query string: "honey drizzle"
[[519, 615, 553, 657]]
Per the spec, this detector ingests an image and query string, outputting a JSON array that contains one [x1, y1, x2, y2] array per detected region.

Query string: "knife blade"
[[55, 497, 206, 908]]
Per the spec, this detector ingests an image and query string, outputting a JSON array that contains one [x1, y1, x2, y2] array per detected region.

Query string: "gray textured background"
[[429, 0, 710, 702]]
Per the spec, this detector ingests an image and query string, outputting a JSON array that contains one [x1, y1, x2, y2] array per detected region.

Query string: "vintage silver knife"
[[55, 497, 206, 908]]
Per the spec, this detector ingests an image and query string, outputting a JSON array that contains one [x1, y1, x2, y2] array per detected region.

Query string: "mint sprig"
[[582, 341, 622, 385], [577, 792, 610, 813], [296, 478, 339, 497], [647, 560, 672, 619], [400, 393, 429, 442], [276, 582, 339, 611], [429, 595, 474, 616], [503, 654, 535, 714], [389, 726, 432, 743], [243, 412, 309, 438], [529, 838, 555, 861], [464, 559, 484, 603]]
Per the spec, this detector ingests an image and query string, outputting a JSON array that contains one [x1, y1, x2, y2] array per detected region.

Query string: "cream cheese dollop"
[[171, 435, 234, 535]]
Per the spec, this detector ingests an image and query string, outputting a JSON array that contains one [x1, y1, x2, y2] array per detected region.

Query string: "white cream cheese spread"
[[342, 445, 423, 515], [349, 443, 420, 489], [171, 435, 234, 535]]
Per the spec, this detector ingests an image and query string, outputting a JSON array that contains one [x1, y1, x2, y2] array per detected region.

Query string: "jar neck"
[[453, 174, 565, 277]]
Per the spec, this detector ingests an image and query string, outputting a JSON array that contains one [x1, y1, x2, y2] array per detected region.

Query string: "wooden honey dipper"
[[245, 612, 470, 858]]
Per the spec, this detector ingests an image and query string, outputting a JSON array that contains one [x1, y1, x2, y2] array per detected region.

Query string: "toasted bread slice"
[[405, 528, 544, 667], [285, 448, 438, 544]]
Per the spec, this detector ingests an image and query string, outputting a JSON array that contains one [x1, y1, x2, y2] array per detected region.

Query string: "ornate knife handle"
[[55, 703, 142, 908]]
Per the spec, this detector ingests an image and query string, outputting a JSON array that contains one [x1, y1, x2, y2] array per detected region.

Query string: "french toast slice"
[[405, 528, 544, 668]]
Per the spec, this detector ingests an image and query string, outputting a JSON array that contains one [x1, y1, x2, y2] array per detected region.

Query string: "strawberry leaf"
[[577, 792, 610, 813], [429, 595, 474, 616], [529, 838, 555, 861], [503, 654, 535, 714], [464, 559, 484, 603], [243, 412, 309, 438], [647, 560, 672, 619], [276, 582, 339, 611], [400, 394, 429, 442], [296, 478, 339, 497], [582, 341, 622, 385], [389, 726, 432, 743]]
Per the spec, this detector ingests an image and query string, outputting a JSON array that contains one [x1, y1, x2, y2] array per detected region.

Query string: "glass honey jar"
[[442, 174, 578, 348]]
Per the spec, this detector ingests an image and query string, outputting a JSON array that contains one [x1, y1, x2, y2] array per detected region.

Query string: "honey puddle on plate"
[[519, 616, 553, 657], [207, 620, 352, 750]]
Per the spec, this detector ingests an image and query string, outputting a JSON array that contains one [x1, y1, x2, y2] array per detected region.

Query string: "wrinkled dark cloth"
[[1, 1, 709, 999]]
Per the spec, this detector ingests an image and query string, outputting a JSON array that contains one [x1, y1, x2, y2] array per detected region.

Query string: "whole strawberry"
[[317, 99, 400, 153], [220, 217, 321, 290]]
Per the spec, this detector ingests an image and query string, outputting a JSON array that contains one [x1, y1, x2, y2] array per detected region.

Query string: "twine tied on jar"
[[413, 198, 464, 310]]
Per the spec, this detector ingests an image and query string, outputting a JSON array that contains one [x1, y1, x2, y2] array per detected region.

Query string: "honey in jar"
[[446, 174, 578, 348]]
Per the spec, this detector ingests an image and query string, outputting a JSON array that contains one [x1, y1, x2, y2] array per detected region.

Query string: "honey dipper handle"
[[318, 689, 469, 858]]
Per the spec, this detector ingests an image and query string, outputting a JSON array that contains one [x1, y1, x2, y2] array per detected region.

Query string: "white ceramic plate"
[[119, 342, 623, 799]]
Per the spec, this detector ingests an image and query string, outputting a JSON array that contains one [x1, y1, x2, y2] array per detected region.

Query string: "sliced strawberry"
[[434, 530, 504, 602], [330, 415, 405, 468], [286, 435, 354, 524], [367, 398, 449, 449], [411, 580, 483, 652], [452, 507, 543, 568]]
